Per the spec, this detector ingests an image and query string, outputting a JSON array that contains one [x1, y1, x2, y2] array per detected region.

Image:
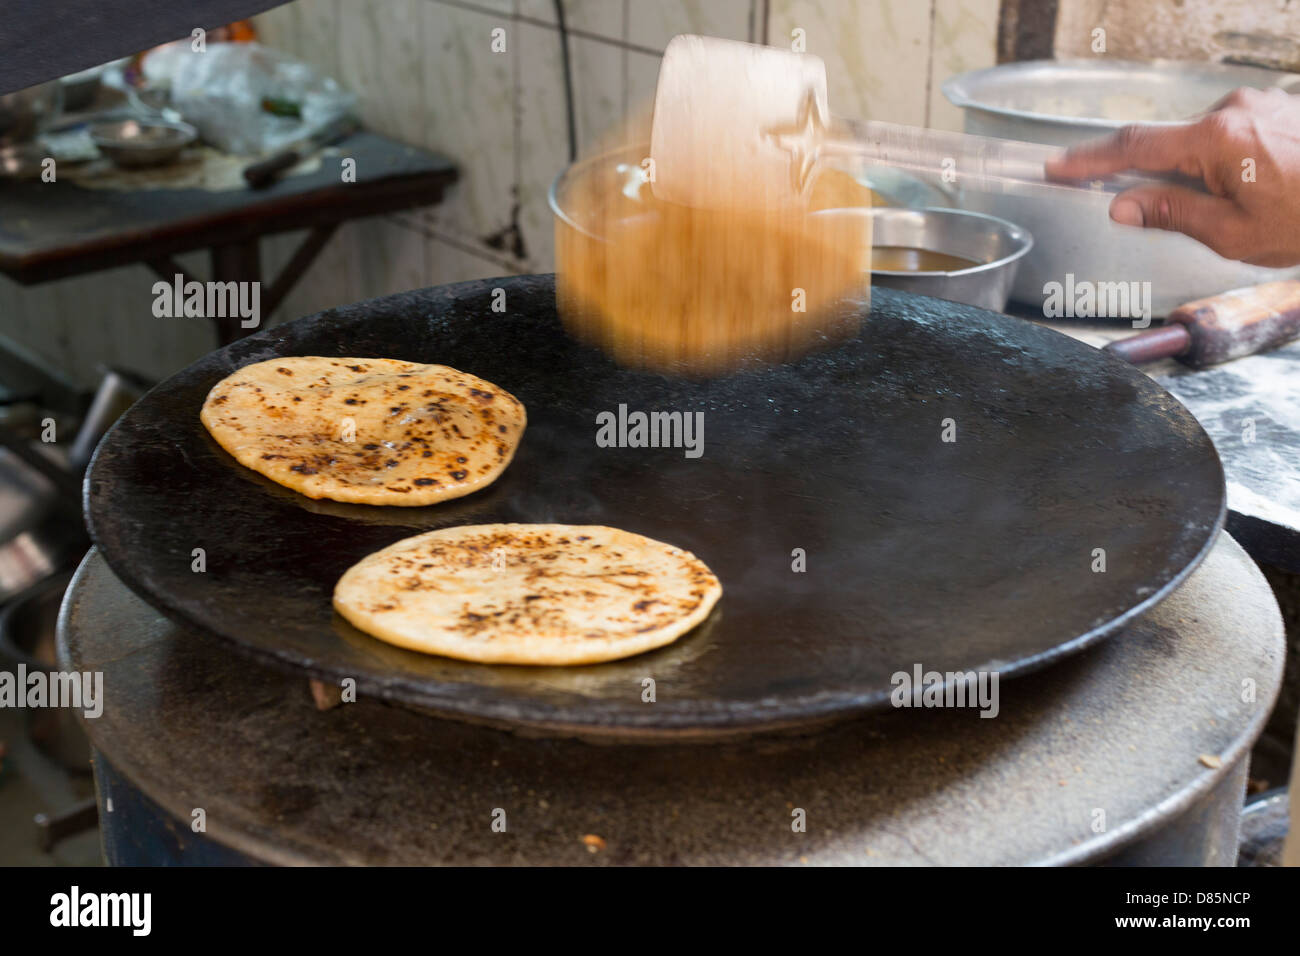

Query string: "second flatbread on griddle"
[[334, 523, 722, 665], [200, 357, 525, 506]]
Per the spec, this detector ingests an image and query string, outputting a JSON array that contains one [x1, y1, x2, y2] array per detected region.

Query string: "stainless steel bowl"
[[943, 58, 1300, 146], [90, 118, 196, 168], [942, 59, 1300, 314], [816, 207, 1032, 312]]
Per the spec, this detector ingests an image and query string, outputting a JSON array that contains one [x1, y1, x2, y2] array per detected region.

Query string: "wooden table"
[[0, 131, 457, 344]]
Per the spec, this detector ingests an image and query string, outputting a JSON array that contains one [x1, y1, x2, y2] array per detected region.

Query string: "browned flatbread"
[[200, 357, 525, 505], [334, 524, 722, 665]]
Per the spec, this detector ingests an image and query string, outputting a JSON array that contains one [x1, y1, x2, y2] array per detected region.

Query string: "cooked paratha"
[[200, 357, 526, 506], [334, 523, 722, 665]]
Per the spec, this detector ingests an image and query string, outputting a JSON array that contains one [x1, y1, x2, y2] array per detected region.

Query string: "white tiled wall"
[[1053, 0, 1300, 65], [0, 0, 1000, 387]]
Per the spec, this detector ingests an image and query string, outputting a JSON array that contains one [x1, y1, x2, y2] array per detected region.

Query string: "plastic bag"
[[145, 41, 353, 155]]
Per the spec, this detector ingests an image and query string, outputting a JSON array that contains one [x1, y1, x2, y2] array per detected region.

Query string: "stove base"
[[62, 535, 1284, 866]]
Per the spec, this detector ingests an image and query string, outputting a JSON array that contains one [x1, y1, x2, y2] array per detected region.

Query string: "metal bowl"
[[943, 58, 1300, 146], [815, 206, 1032, 312], [89, 118, 196, 168]]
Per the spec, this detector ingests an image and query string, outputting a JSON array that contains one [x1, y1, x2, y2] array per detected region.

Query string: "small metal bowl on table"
[[89, 118, 196, 169]]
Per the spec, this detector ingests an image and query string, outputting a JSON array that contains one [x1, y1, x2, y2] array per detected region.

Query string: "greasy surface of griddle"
[[85, 276, 1225, 737]]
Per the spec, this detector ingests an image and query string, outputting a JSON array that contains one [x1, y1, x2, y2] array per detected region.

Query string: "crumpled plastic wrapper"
[[143, 41, 353, 156]]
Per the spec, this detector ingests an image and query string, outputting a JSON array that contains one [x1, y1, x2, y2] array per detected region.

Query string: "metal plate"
[[85, 276, 1225, 738]]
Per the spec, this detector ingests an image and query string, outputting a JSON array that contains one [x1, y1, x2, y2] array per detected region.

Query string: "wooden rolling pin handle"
[[1168, 279, 1300, 366], [1102, 324, 1192, 364], [244, 149, 302, 189], [1104, 279, 1300, 368]]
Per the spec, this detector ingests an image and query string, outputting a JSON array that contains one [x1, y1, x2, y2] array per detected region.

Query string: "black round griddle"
[[85, 276, 1225, 738]]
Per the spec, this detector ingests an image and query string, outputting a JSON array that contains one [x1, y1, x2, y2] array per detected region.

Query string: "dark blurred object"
[[1217, 31, 1300, 74], [243, 115, 357, 188], [1253, 561, 1300, 794], [0, 366, 149, 602], [89, 117, 196, 168], [0, 572, 89, 772], [1237, 789, 1290, 867], [0, 81, 62, 176], [68, 368, 150, 471], [260, 96, 302, 118], [34, 798, 99, 852], [210, 20, 257, 44], [59, 63, 111, 113], [0, 443, 85, 603], [0, 0, 287, 95], [0, 81, 62, 144]]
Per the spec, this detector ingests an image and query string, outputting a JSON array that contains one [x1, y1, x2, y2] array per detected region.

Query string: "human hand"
[[1045, 87, 1300, 267]]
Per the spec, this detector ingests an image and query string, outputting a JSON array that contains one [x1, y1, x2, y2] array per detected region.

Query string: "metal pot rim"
[[549, 147, 1034, 279], [89, 118, 197, 150], [812, 205, 1034, 278], [942, 57, 1300, 130], [548, 143, 640, 242]]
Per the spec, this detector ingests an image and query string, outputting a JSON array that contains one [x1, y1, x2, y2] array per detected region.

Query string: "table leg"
[[209, 240, 262, 346], [34, 797, 99, 852], [204, 226, 340, 347]]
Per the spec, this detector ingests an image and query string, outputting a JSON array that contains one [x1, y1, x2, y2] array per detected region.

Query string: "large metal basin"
[[943, 59, 1300, 315]]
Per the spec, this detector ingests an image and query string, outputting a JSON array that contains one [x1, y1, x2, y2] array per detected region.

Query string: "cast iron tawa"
[[85, 277, 1225, 738]]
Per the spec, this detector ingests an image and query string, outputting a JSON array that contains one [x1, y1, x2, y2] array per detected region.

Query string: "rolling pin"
[[1103, 280, 1300, 368]]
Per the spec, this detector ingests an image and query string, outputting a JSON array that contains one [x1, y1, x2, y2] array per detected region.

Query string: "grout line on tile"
[[511, 0, 523, 190], [428, 0, 516, 21], [418, 0, 434, 288], [621, 0, 630, 116], [924, 0, 937, 128], [331, 0, 343, 92], [428, 0, 661, 55], [524, 17, 660, 56]]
